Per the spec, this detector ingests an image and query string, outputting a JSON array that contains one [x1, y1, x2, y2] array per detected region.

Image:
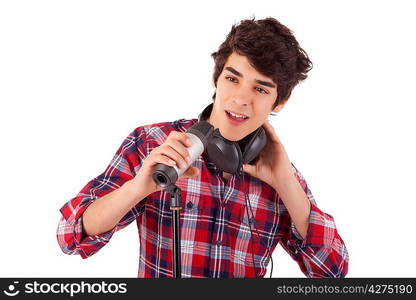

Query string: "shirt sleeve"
[[278, 163, 349, 278], [56, 127, 150, 259]]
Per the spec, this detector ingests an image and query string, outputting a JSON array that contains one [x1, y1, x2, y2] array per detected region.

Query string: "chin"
[[220, 129, 247, 141], [225, 135, 241, 142]]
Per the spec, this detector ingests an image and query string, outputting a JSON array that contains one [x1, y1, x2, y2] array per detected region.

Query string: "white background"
[[1, 0, 415, 277]]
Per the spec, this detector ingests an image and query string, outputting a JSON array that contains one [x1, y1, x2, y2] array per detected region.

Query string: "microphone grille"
[[187, 121, 214, 147]]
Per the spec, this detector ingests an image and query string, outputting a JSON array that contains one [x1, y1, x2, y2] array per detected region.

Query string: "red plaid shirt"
[[57, 118, 349, 278]]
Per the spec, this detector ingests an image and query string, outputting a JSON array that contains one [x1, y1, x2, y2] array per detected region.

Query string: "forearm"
[[82, 178, 148, 236], [273, 173, 311, 239]]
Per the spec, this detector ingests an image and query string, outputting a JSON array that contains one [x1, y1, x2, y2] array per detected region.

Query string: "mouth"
[[225, 110, 250, 126]]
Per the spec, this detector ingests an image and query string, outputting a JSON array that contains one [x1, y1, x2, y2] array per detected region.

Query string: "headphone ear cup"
[[207, 129, 242, 174], [240, 127, 267, 165]]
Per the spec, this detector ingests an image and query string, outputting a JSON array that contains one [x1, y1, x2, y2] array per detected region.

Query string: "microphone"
[[152, 121, 214, 188]]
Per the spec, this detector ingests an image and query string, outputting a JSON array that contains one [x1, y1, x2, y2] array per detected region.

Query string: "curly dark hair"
[[211, 17, 313, 109]]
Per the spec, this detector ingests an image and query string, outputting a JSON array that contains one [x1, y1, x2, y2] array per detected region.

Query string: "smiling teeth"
[[228, 111, 248, 119]]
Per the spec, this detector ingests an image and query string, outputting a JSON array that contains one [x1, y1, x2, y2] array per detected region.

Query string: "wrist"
[[124, 176, 150, 204], [272, 170, 295, 191]]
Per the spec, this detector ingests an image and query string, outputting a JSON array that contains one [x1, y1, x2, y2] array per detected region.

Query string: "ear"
[[212, 78, 217, 89], [212, 67, 217, 88], [272, 100, 287, 113]]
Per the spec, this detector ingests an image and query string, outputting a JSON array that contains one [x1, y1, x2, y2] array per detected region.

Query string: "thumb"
[[242, 164, 256, 176], [181, 166, 200, 178]]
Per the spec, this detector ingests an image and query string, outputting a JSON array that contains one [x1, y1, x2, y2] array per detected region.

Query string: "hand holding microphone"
[[130, 121, 213, 196], [152, 121, 214, 188]]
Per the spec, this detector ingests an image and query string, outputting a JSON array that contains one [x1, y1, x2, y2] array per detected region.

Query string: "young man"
[[57, 17, 349, 278]]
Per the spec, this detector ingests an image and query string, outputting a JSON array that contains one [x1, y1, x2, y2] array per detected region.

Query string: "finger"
[[164, 139, 191, 164], [242, 164, 256, 176], [156, 146, 189, 169], [262, 121, 280, 143], [168, 131, 192, 147], [150, 153, 177, 167], [181, 166, 200, 178]]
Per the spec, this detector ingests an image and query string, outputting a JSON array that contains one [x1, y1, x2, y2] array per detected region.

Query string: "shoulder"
[[130, 118, 198, 145]]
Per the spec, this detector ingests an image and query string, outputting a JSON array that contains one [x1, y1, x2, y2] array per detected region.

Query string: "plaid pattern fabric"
[[57, 118, 349, 277]]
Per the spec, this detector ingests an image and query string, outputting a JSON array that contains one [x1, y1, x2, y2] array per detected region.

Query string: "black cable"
[[241, 166, 274, 278], [243, 189, 258, 278]]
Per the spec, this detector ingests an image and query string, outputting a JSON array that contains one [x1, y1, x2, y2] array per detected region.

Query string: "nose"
[[232, 86, 253, 106]]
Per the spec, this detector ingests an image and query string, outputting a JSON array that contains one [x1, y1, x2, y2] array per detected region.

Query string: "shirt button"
[[216, 240, 222, 247], [186, 201, 193, 209]]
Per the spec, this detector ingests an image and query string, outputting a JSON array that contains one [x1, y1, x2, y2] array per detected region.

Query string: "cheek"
[[247, 114, 269, 131], [250, 108, 270, 123], [216, 89, 230, 102]]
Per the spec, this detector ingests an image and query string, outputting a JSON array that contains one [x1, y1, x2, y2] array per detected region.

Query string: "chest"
[[222, 172, 232, 182]]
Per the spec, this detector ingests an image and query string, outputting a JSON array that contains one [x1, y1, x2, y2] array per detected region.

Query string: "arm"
[[83, 128, 200, 236], [57, 127, 149, 259], [277, 164, 349, 278], [82, 176, 148, 236], [273, 171, 311, 239], [57, 125, 200, 259], [241, 121, 348, 277]]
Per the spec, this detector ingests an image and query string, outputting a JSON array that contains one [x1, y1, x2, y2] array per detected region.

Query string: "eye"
[[225, 76, 237, 83], [255, 87, 268, 94], [225, 75, 269, 94]]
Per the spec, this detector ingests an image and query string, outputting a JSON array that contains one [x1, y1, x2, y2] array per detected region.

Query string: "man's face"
[[207, 52, 284, 141]]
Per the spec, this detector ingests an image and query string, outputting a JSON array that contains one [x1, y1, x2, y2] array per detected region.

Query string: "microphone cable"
[[241, 166, 274, 278]]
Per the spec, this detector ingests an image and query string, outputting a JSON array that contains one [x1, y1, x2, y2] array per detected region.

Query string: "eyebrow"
[[224, 66, 276, 89]]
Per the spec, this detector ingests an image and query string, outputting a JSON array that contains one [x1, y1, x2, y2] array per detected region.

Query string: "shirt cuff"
[[288, 202, 336, 249], [73, 215, 118, 259]]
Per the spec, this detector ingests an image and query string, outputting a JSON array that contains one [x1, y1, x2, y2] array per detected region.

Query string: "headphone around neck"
[[198, 103, 267, 174]]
